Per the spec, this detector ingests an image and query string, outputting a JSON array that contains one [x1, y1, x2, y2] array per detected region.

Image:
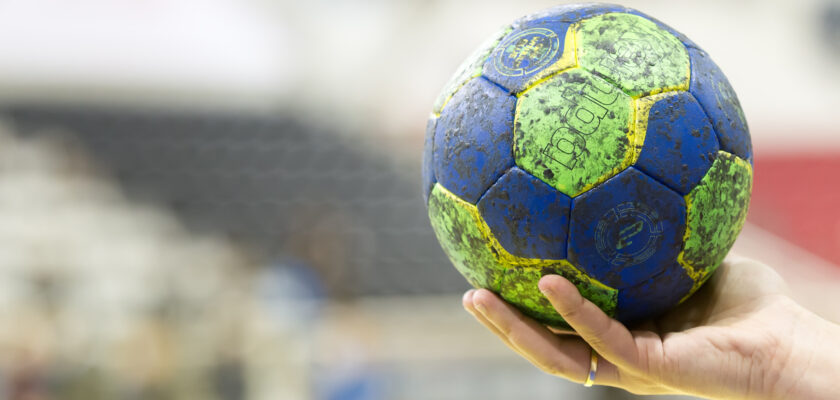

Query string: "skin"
[[463, 254, 840, 399]]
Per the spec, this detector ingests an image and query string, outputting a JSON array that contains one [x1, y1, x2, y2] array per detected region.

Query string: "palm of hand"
[[463, 256, 801, 398], [629, 257, 795, 397]]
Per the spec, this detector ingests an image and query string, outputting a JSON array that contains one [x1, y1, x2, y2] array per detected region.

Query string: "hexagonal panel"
[[615, 262, 694, 324], [477, 167, 571, 260], [689, 48, 752, 162], [432, 25, 513, 115], [434, 77, 516, 204], [635, 92, 720, 195], [483, 17, 576, 94], [499, 261, 618, 328], [515, 68, 634, 197], [569, 167, 686, 288], [422, 115, 437, 204], [427, 184, 507, 290], [680, 151, 752, 283], [576, 13, 690, 98]]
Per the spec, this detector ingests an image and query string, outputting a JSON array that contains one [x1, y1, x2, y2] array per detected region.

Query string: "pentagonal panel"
[[427, 184, 507, 290], [499, 262, 618, 328], [635, 92, 719, 195], [569, 167, 686, 288], [422, 116, 437, 204], [689, 49, 752, 162], [477, 167, 571, 259], [483, 18, 576, 94], [576, 13, 690, 98], [681, 151, 752, 280], [514, 4, 630, 25], [434, 77, 516, 204], [616, 262, 694, 324], [433, 25, 513, 115], [515, 68, 634, 197]]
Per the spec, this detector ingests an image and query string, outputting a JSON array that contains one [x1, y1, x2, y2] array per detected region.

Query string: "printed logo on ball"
[[595, 202, 663, 266], [597, 32, 666, 80], [539, 78, 621, 171], [494, 28, 560, 77]]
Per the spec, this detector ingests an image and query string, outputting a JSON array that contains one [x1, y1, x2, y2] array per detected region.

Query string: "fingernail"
[[462, 289, 474, 302], [538, 281, 553, 295]]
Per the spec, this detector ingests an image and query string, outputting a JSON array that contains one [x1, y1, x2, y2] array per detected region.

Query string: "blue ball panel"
[[689, 48, 752, 162], [477, 167, 571, 259], [422, 116, 437, 205], [556, 4, 630, 22], [569, 167, 686, 288], [514, 4, 629, 25], [616, 262, 694, 323], [434, 77, 516, 204], [482, 18, 572, 93], [636, 92, 719, 195]]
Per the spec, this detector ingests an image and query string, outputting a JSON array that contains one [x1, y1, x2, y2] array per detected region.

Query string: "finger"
[[471, 289, 621, 385], [547, 325, 579, 336], [723, 254, 789, 297], [538, 275, 648, 374], [464, 289, 565, 371], [723, 251, 744, 263], [462, 290, 520, 351], [462, 290, 543, 366]]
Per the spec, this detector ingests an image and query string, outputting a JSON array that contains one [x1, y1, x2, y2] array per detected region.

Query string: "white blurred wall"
[[0, 0, 295, 110], [0, 0, 838, 152]]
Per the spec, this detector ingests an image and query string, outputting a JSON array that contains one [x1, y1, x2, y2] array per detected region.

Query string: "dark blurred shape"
[[212, 357, 246, 400], [823, 1, 840, 56], [6, 106, 462, 297]]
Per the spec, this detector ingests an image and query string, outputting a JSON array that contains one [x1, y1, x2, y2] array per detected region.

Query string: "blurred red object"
[[749, 154, 840, 267]]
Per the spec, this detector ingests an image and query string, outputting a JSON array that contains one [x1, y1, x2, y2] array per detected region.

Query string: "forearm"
[[769, 300, 840, 399]]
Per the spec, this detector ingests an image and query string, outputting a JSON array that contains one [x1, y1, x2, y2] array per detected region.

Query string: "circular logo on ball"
[[595, 202, 663, 266], [494, 28, 560, 77]]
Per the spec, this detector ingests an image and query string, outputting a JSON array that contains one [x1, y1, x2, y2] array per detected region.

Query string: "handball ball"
[[423, 3, 752, 327]]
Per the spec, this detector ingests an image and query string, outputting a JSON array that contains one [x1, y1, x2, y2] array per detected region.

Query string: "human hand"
[[462, 255, 840, 399]]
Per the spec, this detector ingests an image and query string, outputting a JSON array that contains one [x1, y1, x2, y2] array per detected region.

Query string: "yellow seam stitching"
[[516, 23, 580, 98], [441, 184, 615, 293]]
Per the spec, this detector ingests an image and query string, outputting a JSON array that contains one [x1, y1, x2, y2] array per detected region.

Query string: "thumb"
[[539, 275, 648, 374]]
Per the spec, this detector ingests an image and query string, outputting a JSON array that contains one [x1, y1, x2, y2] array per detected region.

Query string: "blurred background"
[[0, 0, 838, 399]]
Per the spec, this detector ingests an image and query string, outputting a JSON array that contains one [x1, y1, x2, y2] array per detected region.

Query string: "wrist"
[[768, 299, 840, 399]]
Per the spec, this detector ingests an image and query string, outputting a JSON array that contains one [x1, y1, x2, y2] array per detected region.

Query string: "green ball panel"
[[433, 25, 514, 115], [500, 267, 568, 328], [515, 68, 634, 197], [682, 151, 752, 275], [577, 13, 690, 97], [427, 184, 506, 290], [500, 263, 618, 328]]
